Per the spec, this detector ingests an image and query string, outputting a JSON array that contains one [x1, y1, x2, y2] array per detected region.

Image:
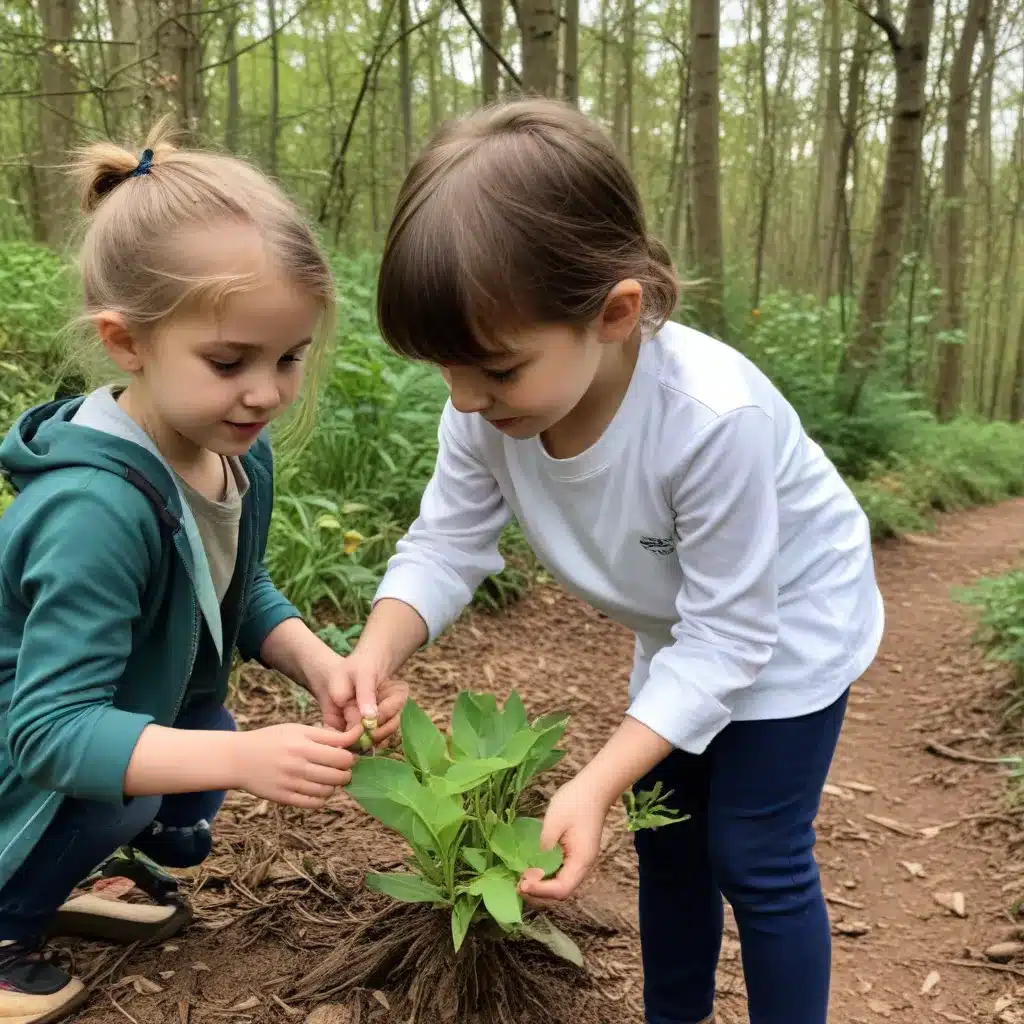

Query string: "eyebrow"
[[207, 337, 313, 352]]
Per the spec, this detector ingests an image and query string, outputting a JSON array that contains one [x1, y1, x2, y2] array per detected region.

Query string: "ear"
[[596, 280, 643, 344], [93, 312, 143, 373]]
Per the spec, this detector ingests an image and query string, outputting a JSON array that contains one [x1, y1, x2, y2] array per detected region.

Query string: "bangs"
[[377, 176, 537, 366]]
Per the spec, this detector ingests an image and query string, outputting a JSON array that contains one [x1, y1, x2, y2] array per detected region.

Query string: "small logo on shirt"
[[640, 536, 676, 556]]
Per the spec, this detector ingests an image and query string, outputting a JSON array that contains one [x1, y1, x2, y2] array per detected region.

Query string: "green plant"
[[621, 780, 689, 831], [346, 690, 582, 962], [347, 690, 688, 967]]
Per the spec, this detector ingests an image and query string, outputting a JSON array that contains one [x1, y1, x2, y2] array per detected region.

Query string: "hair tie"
[[129, 148, 154, 178]]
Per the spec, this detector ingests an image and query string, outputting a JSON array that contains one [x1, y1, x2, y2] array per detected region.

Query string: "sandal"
[[0, 938, 88, 1023], [45, 848, 192, 946]]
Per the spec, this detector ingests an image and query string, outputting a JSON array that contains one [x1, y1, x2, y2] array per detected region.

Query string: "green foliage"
[[347, 690, 582, 963], [621, 780, 688, 832], [736, 293, 931, 480], [849, 419, 1024, 540], [957, 572, 1024, 686]]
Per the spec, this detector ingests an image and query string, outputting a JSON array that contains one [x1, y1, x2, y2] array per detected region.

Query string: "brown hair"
[[66, 117, 335, 447], [377, 97, 679, 364]]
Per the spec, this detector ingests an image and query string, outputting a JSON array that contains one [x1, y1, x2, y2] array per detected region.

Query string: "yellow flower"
[[343, 530, 364, 555]]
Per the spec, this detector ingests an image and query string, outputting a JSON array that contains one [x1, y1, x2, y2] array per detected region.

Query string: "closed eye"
[[485, 366, 520, 383]]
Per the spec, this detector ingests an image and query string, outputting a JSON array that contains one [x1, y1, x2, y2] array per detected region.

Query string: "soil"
[[68, 498, 1024, 1024]]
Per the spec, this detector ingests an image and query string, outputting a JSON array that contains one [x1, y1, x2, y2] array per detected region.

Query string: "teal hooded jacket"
[[0, 389, 300, 888]]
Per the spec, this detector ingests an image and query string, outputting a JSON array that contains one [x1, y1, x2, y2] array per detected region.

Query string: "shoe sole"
[[44, 899, 192, 946], [1, 980, 89, 1024]]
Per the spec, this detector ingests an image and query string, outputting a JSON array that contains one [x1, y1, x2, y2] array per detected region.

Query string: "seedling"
[[346, 689, 687, 967], [621, 780, 689, 831]]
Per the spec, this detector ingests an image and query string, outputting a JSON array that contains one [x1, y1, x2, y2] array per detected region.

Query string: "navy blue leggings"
[[634, 688, 848, 1024], [0, 700, 234, 941]]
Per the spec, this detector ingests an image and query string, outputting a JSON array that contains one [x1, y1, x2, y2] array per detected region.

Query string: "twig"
[[826, 892, 866, 910], [864, 813, 923, 838], [450, 0, 522, 87], [948, 958, 1024, 980], [926, 740, 1008, 765], [848, 0, 903, 54], [279, 855, 338, 902], [110, 996, 143, 1024]]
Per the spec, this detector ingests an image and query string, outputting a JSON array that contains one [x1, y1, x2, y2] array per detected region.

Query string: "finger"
[[289, 779, 336, 801], [300, 762, 355, 788], [354, 670, 378, 721], [307, 724, 364, 754], [318, 704, 347, 732], [371, 715, 402, 743], [280, 790, 329, 810], [521, 852, 592, 901]]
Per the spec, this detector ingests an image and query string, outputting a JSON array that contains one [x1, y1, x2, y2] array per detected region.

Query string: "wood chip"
[[996, 996, 1015, 1013], [839, 780, 878, 794], [834, 920, 872, 937], [867, 997, 892, 1017], [987, 942, 1024, 963], [228, 997, 261, 1012], [372, 991, 391, 1010], [901, 861, 926, 878], [271, 995, 304, 1017], [826, 892, 866, 910], [925, 741, 1006, 765], [865, 814, 922, 838], [823, 783, 856, 800], [933, 891, 967, 918], [921, 970, 941, 995]]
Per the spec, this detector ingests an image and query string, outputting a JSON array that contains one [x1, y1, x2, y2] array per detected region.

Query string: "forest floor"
[[70, 499, 1024, 1024]]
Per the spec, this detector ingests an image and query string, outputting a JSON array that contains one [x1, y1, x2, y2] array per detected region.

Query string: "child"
[[0, 125, 377, 1023], [337, 99, 884, 1024]]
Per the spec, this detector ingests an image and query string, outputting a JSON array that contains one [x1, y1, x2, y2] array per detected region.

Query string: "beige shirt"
[[176, 457, 250, 603]]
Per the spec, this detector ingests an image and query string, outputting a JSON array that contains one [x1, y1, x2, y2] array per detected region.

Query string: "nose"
[[445, 369, 491, 415], [241, 373, 282, 412]]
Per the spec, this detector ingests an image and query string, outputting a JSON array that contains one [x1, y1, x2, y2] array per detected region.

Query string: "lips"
[[225, 420, 267, 437]]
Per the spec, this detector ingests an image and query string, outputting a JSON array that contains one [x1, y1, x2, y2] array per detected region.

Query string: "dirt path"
[[72, 499, 1024, 1024]]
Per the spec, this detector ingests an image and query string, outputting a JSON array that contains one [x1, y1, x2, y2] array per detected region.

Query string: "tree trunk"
[[688, 0, 726, 338], [268, 0, 280, 177], [399, 0, 413, 167], [521, 0, 558, 96], [934, 0, 987, 421], [836, 0, 935, 412], [597, 0, 609, 119], [620, 0, 635, 164], [105, 0, 139, 137], [37, 0, 77, 246], [562, 0, 578, 105], [814, 0, 843, 303], [481, 0, 502, 103], [225, 10, 240, 153]]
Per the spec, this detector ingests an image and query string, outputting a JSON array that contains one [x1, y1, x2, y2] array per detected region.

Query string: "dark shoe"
[[0, 939, 88, 1023], [46, 847, 191, 946]]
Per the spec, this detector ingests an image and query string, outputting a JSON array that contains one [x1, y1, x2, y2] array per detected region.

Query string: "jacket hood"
[[0, 394, 179, 506]]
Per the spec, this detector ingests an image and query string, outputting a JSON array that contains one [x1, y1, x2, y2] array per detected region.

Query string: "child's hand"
[[517, 775, 611, 902], [231, 722, 362, 808], [322, 658, 410, 747]]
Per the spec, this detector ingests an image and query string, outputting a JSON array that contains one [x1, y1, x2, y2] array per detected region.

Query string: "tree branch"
[[451, 0, 522, 87], [197, 0, 315, 73], [849, 0, 903, 54]]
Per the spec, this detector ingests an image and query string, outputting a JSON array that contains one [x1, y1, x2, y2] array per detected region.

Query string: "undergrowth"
[[2, 242, 1024, 629]]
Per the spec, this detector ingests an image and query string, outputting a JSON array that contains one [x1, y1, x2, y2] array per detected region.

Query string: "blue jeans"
[[634, 688, 848, 1024], [0, 700, 234, 942]]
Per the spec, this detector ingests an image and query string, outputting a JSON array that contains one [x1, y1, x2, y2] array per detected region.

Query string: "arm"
[[6, 485, 160, 803], [359, 404, 512, 664], [625, 405, 780, 755]]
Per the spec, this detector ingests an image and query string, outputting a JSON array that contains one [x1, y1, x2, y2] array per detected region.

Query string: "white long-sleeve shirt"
[[373, 321, 885, 754]]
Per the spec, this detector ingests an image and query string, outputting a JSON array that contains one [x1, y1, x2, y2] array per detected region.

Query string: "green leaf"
[[400, 699, 448, 777], [462, 847, 488, 873], [500, 728, 541, 767], [442, 757, 511, 794], [365, 871, 447, 904], [450, 692, 484, 759], [451, 893, 481, 952], [520, 915, 585, 967], [503, 690, 528, 731], [468, 867, 522, 927], [348, 756, 467, 854], [489, 817, 563, 876]]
